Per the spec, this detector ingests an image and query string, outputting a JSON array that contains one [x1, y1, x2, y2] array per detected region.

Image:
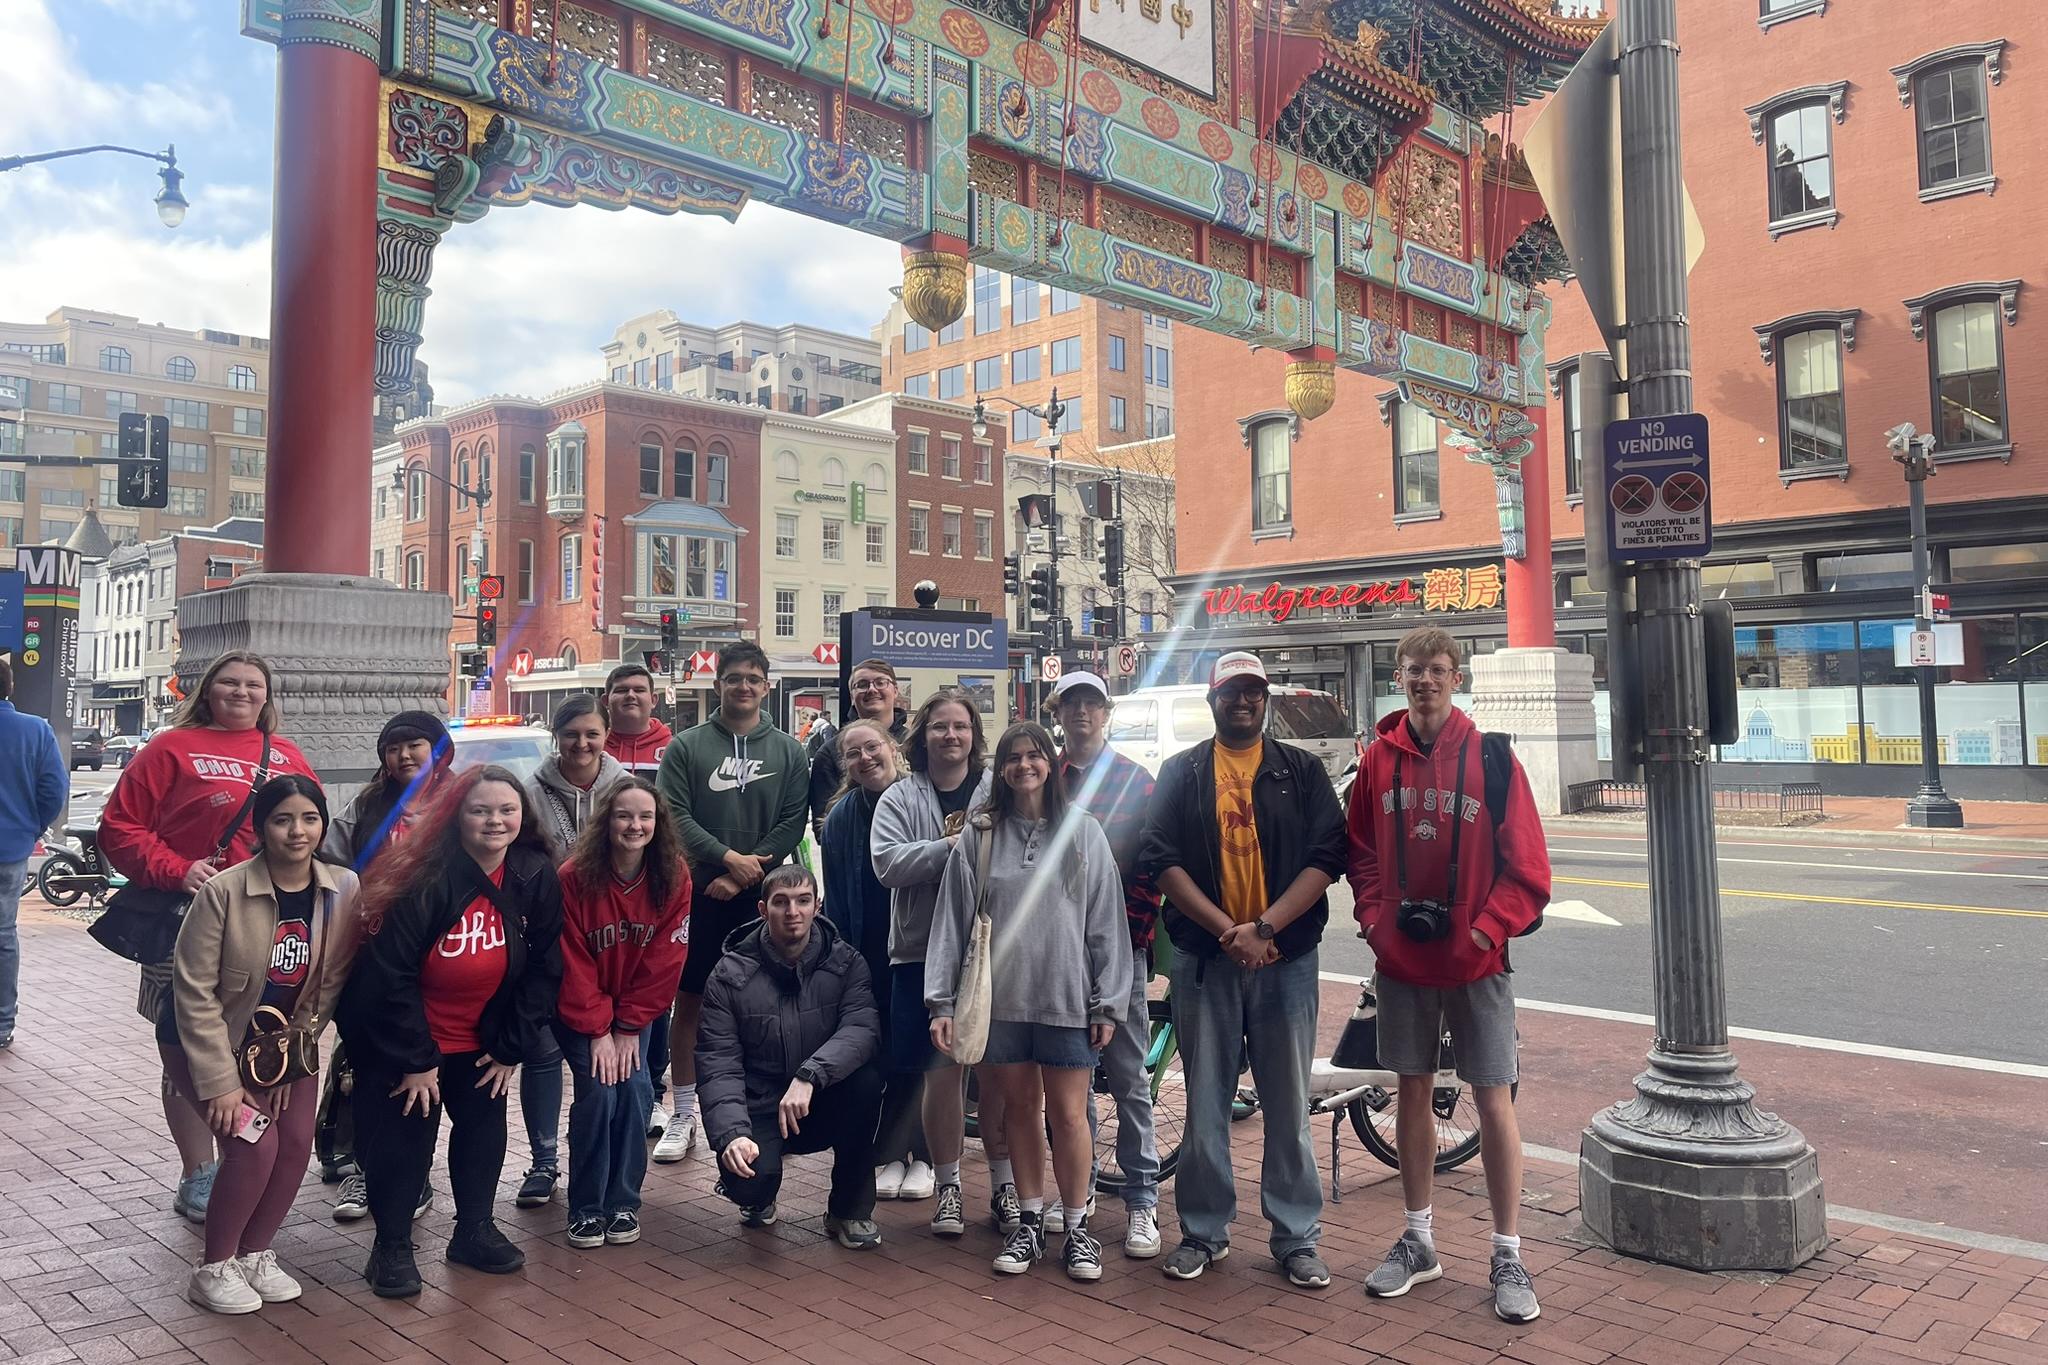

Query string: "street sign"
[[1603, 413, 1712, 562], [1906, 630, 1937, 666], [477, 574, 504, 602], [1114, 644, 1137, 677], [847, 608, 1006, 672], [849, 481, 866, 525], [1893, 623, 1962, 667], [812, 642, 840, 666], [1041, 654, 1063, 683]]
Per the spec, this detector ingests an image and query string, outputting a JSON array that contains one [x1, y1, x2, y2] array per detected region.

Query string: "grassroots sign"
[[1603, 413, 1712, 562]]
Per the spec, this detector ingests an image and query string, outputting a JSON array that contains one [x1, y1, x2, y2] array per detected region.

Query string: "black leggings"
[[354, 1051, 506, 1242]]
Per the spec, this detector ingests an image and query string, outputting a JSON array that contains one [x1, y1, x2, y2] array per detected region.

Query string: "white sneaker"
[[1043, 1193, 1095, 1234], [1124, 1207, 1162, 1259], [874, 1160, 908, 1200], [898, 1160, 936, 1201], [652, 1112, 696, 1163], [647, 1104, 670, 1140], [234, 1249, 302, 1303], [188, 1260, 261, 1314]]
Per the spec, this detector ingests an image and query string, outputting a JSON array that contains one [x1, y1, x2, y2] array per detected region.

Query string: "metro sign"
[[812, 642, 841, 666]]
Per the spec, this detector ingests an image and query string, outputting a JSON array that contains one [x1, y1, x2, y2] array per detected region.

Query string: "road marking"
[[1553, 846, 2048, 883], [1548, 829, 2048, 862], [1544, 899, 1621, 926], [1555, 874, 2048, 921]]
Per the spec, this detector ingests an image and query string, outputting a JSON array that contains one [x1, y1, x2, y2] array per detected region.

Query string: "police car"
[[446, 715, 552, 783]]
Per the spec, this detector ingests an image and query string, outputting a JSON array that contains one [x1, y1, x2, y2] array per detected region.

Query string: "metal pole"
[[1578, 0, 1824, 1272], [1579, 352, 1638, 783], [1903, 449, 1963, 826]]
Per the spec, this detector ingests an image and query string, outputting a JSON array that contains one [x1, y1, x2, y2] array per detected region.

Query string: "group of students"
[[110, 622, 1551, 1324]]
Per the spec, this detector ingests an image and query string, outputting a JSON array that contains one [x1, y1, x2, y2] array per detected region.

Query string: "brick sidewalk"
[[3, 909, 2044, 1365]]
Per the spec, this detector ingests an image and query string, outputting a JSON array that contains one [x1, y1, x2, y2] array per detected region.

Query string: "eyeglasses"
[[720, 673, 767, 689], [851, 678, 894, 693], [1401, 664, 1455, 682]]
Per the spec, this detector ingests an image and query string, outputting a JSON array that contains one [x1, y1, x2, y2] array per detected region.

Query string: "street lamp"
[[1884, 422, 1964, 828], [972, 390, 1069, 695], [0, 143, 191, 227]]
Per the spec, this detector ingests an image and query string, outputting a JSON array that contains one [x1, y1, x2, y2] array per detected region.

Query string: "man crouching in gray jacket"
[[696, 863, 884, 1249]]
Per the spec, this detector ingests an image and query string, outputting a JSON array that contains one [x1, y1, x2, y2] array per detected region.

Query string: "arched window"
[[821, 457, 846, 488], [478, 440, 493, 497], [455, 448, 471, 509], [706, 442, 730, 504], [406, 464, 427, 520], [864, 461, 888, 492], [673, 442, 696, 499], [165, 355, 196, 382], [775, 451, 800, 481], [405, 551, 425, 591], [100, 346, 132, 374], [518, 444, 537, 502], [228, 364, 258, 391]]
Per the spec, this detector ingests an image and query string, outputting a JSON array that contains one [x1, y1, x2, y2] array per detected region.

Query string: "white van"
[[1107, 685, 1356, 780]]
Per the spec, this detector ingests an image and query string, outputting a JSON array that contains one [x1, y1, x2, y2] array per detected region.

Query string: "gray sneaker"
[[1363, 1232, 1442, 1298], [1161, 1240, 1227, 1281], [1283, 1248, 1330, 1289], [1491, 1252, 1540, 1322]]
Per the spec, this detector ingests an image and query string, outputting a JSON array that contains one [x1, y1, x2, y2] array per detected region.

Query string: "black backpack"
[[1477, 731, 1542, 938]]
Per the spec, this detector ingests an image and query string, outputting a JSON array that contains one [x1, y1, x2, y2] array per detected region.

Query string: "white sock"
[[673, 1083, 697, 1121], [937, 1160, 961, 1187], [990, 1157, 1015, 1188], [1020, 1194, 1043, 1215], [1492, 1232, 1522, 1259], [1406, 1206, 1435, 1249], [1064, 1205, 1088, 1231]]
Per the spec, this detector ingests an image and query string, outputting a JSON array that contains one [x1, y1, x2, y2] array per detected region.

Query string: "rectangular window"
[[232, 406, 264, 437], [1931, 300, 2006, 450], [904, 321, 930, 353], [1394, 404, 1440, 515], [104, 390, 140, 419], [1561, 365, 1583, 497], [1051, 336, 1082, 375], [974, 355, 1003, 392], [941, 435, 961, 479], [610, 365, 630, 384], [937, 318, 963, 346], [519, 445, 537, 502], [903, 373, 931, 398], [707, 453, 728, 503], [908, 431, 929, 474], [165, 397, 208, 429], [46, 383, 83, 416], [561, 534, 582, 600], [230, 448, 265, 479], [1766, 102, 1834, 223], [866, 522, 887, 564], [1050, 286, 1080, 314], [166, 486, 207, 516], [941, 509, 962, 557], [640, 442, 663, 495], [633, 358, 652, 388], [41, 518, 75, 542], [230, 491, 264, 516], [169, 440, 208, 473], [775, 588, 798, 638], [973, 442, 992, 483], [1110, 396, 1127, 432], [656, 352, 674, 390], [974, 511, 993, 559], [777, 511, 799, 557], [1012, 408, 1042, 442], [1011, 347, 1040, 383], [973, 265, 1001, 334], [1916, 62, 1991, 192], [643, 533, 679, 597], [0, 470, 23, 502], [938, 364, 965, 400], [822, 518, 844, 561], [42, 486, 86, 507], [822, 590, 843, 637], [1779, 329, 1847, 471], [0, 518, 19, 547], [673, 447, 695, 499], [517, 540, 535, 602], [1056, 397, 1082, 435], [1109, 335, 1126, 371], [1012, 277, 1040, 323], [908, 505, 930, 553]]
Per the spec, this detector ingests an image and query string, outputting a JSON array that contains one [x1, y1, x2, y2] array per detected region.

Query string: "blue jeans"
[[1089, 955, 1159, 1210], [522, 1029, 564, 1171], [0, 858, 23, 1038], [561, 1028, 653, 1221], [1169, 946, 1322, 1260]]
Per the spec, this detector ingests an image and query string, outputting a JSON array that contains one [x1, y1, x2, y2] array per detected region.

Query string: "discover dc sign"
[[847, 607, 1007, 671]]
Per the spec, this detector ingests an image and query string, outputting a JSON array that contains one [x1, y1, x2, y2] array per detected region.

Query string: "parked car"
[[1108, 684, 1356, 781], [70, 728, 106, 772], [446, 715, 552, 784], [103, 735, 146, 768]]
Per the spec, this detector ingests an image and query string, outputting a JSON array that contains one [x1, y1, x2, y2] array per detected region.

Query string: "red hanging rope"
[[1048, 0, 1083, 246], [1482, 53, 1517, 313]]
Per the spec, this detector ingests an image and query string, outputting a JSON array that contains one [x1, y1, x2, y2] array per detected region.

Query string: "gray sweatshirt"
[[924, 812, 1131, 1030], [870, 767, 992, 965], [526, 753, 629, 859]]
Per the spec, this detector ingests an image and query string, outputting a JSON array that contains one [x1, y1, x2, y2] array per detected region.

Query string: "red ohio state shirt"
[[419, 869, 509, 1055]]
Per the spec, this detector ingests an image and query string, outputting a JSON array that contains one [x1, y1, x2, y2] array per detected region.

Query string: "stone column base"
[[175, 573, 453, 782], [1466, 647, 1598, 816], [1580, 1128, 1828, 1272]]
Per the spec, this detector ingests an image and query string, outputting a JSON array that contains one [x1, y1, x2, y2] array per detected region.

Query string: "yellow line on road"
[[1555, 876, 2048, 921]]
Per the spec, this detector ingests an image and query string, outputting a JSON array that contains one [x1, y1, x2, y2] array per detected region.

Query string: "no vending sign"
[[1603, 413, 1712, 563]]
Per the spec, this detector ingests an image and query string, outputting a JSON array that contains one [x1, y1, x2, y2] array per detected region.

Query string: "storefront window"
[[1701, 560, 1776, 599], [1816, 551, 1915, 592], [2022, 614, 2048, 767], [1723, 622, 1858, 762], [1856, 616, 2025, 766], [1949, 542, 2048, 582]]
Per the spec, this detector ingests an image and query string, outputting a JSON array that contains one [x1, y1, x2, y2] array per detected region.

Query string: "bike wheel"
[[37, 850, 91, 908], [1348, 1077, 1515, 1173], [1094, 997, 1183, 1194]]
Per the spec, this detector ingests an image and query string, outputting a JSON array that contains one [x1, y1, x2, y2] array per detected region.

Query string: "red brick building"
[[392, 383, 764, 721], [1168, 1, 2044, 797]]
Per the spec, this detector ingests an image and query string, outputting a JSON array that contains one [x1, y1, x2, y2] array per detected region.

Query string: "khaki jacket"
[[172, 856, 361, 1102]]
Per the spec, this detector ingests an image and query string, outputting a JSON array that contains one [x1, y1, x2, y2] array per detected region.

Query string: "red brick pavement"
[[3, 908, 2044, 1365]]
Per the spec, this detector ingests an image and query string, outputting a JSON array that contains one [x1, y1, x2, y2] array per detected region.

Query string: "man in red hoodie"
[[1346, 627, 1550, 1324], [602, 663, 678, 1136]]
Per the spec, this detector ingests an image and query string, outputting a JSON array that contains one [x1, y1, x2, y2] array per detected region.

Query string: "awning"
[[91, 682, 144, 702]]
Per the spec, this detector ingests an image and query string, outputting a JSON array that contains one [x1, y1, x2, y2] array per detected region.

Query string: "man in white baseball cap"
[[1137, 647, 1346, 1287]]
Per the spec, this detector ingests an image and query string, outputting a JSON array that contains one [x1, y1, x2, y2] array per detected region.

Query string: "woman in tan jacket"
[[170, 775, 360, 1314]]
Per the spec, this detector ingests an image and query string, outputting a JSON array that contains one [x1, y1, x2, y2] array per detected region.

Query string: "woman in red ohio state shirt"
[[99, 650, 314, 1228], [334, 765, 563, 1300]]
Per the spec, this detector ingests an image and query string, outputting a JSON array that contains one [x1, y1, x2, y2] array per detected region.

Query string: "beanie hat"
[[377, 710, 450, 759]]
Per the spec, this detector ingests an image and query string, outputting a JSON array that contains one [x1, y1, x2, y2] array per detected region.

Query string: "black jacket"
[[806, 710, 908, 834], [336, 843, 565, 1077], [1139, 736, 1347, 963], [694, 916, 879, 1153]]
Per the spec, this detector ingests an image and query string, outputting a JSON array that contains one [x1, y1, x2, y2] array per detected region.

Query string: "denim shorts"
[[889, 962, 946, 1073], [1373, 970, 1519, 1087], [981, 1019, 1097, 1070]]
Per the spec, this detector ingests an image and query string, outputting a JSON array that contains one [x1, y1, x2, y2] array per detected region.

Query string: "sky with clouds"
[[0, 0, 905, 404]]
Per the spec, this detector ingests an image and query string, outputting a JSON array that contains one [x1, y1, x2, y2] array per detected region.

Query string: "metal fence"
[[1566, 780, 1825, 822]]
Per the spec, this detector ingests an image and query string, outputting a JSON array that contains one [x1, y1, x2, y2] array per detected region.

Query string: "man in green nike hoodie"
[[652, 640, 812, 1161]]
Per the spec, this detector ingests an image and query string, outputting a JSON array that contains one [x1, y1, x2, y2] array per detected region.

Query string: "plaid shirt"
[[1060, 746, 1161, 952]]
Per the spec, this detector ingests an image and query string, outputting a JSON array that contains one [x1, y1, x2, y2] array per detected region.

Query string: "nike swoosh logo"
[[706, 771, 777, 793]]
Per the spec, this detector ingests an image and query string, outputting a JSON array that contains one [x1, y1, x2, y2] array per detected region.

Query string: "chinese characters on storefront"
[[1201, 564, 1505, 624]]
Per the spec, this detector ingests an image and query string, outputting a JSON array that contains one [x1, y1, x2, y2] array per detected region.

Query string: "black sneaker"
[[739, 1202, 777, 1228], [446, 1220, 525, 1274], [992, 1214, 1045, 1275], [605, 1212, 641, 1245], [566, 1216, 606, 1250], [930, 1182, 966, 1237], [515, 1167, 559, 1208], [1063, 1220, 1104, 1282], [414, 1180, 433, 1220], [365, 1239, 421, 1298], [990, 1182, 1023, 1235]]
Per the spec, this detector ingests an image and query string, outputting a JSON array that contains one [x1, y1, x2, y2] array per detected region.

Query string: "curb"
[[1542, 814, 2048, 854]]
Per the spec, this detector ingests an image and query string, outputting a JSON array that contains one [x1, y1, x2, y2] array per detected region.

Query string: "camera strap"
[[1392, 735, 1472, 904]]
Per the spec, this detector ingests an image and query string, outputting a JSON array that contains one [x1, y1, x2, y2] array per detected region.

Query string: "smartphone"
[[234, 1103, 272, 1143]]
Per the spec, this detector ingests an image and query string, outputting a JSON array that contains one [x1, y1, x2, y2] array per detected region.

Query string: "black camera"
[[1397, 898, 1452, 943]]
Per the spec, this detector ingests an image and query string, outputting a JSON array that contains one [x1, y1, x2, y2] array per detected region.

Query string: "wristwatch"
[[795, 1063, 823, 1087], [1254, 918, 1277, 941]]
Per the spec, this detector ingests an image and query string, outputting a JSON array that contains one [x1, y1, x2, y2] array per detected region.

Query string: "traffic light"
[[659, 607, 681, 653], [458, 650, 487, 678], [1077, 478, 1114, 518], [1101, 523, 1125, 589], [1027, 564, 1054, 613], [1002, 554, 1021, 596], [476, 603, 498, 648], [117, 412, 170, 510], [1016, 493, 1052, 529], [477, 573, 504, 603]]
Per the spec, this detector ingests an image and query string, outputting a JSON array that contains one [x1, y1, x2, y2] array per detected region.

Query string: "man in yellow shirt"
[[1139, 652, 1348, 1288]]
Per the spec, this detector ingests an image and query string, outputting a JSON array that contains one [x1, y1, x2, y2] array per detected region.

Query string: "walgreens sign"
[[1201, 566, 1503, 624]]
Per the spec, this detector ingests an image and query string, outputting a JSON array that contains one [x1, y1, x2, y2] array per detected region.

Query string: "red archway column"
[[263, 31, 378, 576], [1505, 403, 1556, 648]]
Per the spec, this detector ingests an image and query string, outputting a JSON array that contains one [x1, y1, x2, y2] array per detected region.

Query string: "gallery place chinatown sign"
[[1202, 565, 1504, 624]]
